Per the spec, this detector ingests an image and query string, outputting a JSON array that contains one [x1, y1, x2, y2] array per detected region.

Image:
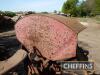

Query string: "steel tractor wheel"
[[15, 14, 87, 75]]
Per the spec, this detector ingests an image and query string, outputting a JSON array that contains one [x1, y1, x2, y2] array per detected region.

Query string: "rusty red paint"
[[15, 14, 77, 61]]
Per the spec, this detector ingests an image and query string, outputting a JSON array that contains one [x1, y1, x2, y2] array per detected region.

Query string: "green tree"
[[41, 12, 48, 14], [54, 10, 57, 13], [92, 0, 100, 15], [84, 0, 95, 16], [0, 11, 5, 16], [80, 0, 100, 16], [4, 11, 16, 17], [79, 1, 88, 17], [62, 0, 79, 16]]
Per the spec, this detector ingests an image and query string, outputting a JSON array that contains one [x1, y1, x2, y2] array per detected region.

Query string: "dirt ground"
[[78, 18, 100, 74]]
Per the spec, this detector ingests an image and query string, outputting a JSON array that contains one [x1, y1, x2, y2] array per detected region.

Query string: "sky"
[[0, 0, 83, 12]]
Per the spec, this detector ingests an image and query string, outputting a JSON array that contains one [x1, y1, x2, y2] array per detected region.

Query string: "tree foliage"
[[92, 0, 100, 15], [0, 11, 16, 17], [62, 0, 100, 17], [62, 0, 78, 16]]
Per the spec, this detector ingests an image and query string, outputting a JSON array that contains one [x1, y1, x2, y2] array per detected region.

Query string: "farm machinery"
[[0, 14, 88, 75]]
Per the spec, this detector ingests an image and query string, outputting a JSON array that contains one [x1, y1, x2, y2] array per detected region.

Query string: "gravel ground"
[[78, 18, 100, 74]]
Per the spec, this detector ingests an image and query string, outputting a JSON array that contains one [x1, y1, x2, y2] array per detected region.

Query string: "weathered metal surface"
[[39, 14, 86, 33], [0, 49, 27, 75], [15, 14, 85, 61]]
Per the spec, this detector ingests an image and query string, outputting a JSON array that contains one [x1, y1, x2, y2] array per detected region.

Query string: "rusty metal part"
[[15, 14, 85, 61], [36, 14, 86, 33], [0, 49, 27, 75]]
